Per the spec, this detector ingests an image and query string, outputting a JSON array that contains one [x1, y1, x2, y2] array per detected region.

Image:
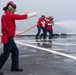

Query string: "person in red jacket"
[[35, 15, 45, 39], [0, 1, 37, 75], [45, 16, 54, 39]]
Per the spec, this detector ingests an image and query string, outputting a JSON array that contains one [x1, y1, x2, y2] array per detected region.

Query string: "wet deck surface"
[[0, 35, 76, 75]]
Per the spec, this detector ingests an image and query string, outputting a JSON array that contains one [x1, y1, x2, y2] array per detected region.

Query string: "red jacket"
[[37, 17, 45, 26], [45, 19, 54, 30], [1, 10, 27, 43]]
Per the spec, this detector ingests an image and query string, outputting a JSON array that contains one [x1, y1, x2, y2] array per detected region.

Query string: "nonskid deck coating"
[[0, 35, 76, 75]]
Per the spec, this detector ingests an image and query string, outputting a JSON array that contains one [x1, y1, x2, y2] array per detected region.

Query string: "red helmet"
[[41, 15, 45, 20], [6, 1, 16, 6], [48, 16, 54, 20], [3, 1, 16, 11]]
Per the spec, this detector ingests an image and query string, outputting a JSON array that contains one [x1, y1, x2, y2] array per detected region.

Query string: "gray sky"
[[0, 0, 76, 33]]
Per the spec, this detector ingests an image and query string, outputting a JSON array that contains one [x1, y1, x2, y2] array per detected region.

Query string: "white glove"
[[48, 23, 54, 26], [27, 11, 38, 18], [41, 21, 45, 25]]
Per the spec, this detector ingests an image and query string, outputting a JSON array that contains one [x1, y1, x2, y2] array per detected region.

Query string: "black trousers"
[[0, 37, 19, 69], [45, 29, 53, 38], [36, 26, 45, 38]]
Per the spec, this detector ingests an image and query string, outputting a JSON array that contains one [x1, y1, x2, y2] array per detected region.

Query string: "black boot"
[[10, 67, 23, 72], [43, 35, 47, 39], [0, 71, 4, 75], [35, 36, 39, 39], [40, 34, 43, 39], [49, 36, 52, 39]]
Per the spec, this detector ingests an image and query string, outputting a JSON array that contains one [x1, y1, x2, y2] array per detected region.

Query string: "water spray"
[[54, 20, 76, 25], [53, 20, 76, 33]]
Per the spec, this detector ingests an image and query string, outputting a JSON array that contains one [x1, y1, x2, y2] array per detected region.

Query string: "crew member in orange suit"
[[0, 1, 37, 75], [35, 15, 45, 39], [44, 16, 54, 39]]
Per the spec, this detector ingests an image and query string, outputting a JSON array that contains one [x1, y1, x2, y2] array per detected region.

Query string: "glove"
[[27, 11, 38, 18], [41, 21, 45, 24], [48, 23, 54, 26]]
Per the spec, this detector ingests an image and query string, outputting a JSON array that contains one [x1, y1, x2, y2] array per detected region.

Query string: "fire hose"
[[0, 24, 37, 39], [15, 24, 37, 36]]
